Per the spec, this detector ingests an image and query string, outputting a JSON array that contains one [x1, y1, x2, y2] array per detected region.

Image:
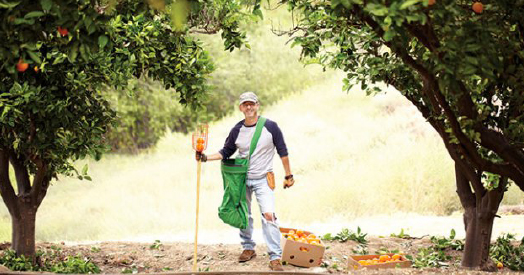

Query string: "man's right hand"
[[195, 152, 207, 162]]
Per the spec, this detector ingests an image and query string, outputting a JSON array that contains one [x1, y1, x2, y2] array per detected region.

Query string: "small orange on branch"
[[472, 2, 483, 14]]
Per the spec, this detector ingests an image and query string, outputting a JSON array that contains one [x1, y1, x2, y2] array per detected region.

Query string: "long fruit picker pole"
[[193, 159, 202, 272]]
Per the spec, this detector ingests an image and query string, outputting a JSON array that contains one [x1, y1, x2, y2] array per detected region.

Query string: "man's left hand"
[[283, 176, 295, 189]]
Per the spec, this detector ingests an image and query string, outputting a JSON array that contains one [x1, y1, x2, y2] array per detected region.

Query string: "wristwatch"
[[285, 174, 293, 180]]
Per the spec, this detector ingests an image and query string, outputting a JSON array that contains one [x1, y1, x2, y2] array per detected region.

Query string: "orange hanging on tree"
[[472, 1, 483, 14], [16, 59, 28, 72]]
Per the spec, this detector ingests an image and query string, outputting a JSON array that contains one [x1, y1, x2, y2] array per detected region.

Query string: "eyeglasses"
[[241, 102, 257, 107]]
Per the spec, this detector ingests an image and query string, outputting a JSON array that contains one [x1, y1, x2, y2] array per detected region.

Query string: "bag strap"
[[248, 116, 266, 158]]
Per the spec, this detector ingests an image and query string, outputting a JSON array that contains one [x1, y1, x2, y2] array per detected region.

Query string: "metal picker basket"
[[192, 124, 209, 152]]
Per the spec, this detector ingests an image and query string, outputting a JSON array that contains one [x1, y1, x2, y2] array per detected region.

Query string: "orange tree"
[[281, 0, 524, 270], [0, 0, 250, 260]]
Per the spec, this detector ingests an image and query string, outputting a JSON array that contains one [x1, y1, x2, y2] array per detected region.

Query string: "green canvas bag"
[[218, 117, 266, 229]]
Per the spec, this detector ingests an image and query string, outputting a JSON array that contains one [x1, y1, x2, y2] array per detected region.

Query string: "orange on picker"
[[191, 124, 209, 272]]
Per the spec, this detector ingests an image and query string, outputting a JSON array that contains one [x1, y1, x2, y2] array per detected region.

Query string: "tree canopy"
[[0, 0, 254, 258]]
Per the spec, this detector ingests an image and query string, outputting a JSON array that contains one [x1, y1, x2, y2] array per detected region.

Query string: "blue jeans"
[[239, 177, 282, 261]]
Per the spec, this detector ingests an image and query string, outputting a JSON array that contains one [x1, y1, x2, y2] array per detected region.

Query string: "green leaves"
[[98, 35, 109, 50], [27, 50, 42, 64], [490, 234, 524, 271], [0, 0, 20, 9], [400, 0, 422, 10], [40, 0, 52, 11], [24, 11, 44, 19]]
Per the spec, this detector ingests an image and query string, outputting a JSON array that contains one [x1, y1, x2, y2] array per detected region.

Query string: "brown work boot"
[[238, 250, 256, 262], [269, 259, 284, 271]]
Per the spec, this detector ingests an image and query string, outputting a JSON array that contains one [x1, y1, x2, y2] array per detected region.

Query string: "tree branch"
[[29, 156, 48, 207], [355, 6, 524, 186], [0, 148, 19, 217], [455, 162, 476, 210], [9, 152, 31, 196]]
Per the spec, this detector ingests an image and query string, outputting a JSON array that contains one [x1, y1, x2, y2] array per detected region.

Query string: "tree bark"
[[1, 147, 48, 262], [456, 164, 506, 270], [11, 202, 37, 260]]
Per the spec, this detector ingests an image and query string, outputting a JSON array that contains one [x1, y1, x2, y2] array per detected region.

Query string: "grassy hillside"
[[0, 75, 521, 242]]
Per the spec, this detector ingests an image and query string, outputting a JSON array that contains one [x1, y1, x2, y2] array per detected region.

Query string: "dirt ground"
[[2, 235, 518, 275]]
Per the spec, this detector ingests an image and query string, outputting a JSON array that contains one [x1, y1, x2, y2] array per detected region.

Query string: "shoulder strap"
[[248, 117, 266, 158]]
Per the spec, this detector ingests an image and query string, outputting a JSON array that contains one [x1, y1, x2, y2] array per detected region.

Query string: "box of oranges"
[[280, 227, 325, 267], [348, 253, 412, 270]]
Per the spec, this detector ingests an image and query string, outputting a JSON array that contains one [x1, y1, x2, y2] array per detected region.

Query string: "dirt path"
[[19, 234, 518, 274], [2, 213, 523, 274]]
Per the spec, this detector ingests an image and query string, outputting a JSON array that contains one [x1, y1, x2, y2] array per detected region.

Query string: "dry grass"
[[0, 75, 522, 243]]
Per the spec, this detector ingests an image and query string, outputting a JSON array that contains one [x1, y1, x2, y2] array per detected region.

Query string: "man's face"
[[239, 101, 259, 118]]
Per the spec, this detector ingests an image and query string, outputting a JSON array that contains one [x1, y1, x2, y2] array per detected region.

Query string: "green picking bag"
[[218, 117, 266, 229]]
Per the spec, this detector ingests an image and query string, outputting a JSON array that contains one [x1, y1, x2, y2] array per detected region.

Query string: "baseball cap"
[[239, 92, 259, 105]]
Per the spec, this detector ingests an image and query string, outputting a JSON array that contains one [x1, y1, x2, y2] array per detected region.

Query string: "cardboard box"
[[348, 253, 412, 270], [280, 227, 325, 267]]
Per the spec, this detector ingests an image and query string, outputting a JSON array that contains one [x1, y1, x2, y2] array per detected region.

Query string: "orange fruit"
[[16, 59, 28, 72], [288, 230, 295, 235], [57, 26, 69, 36], [196, 143, 204, 152], [296, 229, 304, 237], [307, 234, 316, 239], [392, 254, 401, 261], [428, 0, 436, 5], [379, 255, 391, 262], [34, 66, 39, 73], [358, 260, 367, 266], [497, 262, 503, 269], [472, 2, 483, 14], [197, 137, 204, 144]]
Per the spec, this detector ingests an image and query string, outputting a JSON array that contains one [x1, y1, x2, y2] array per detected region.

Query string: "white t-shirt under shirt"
[[219, 117, 288, 179]]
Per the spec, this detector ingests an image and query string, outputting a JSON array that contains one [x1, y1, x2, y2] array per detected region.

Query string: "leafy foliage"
[[322, 227, 368, 244], [489, 233, 524, 271], [0, 248, 100, 273], [106, 20, 326, 152], [390, 228, 412, 239], [281, 0, 524, 194], [0, 0, 254, 258], [408, 229, 463, 268], [429, 229, 464, 251], [149, 240, 163, 250]]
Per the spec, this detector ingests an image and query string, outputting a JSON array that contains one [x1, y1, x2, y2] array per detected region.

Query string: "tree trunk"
[[461, 207, 496, 270], [11, 203, 37, 260], [456, 163, 505, 271]]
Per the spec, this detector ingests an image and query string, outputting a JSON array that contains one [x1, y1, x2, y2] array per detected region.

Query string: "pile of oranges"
[[282, 229, 323, 246], [357, 254, 403, 266]]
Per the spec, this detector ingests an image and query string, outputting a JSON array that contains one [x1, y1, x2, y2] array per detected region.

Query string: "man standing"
[[196, 91, 295, 271]]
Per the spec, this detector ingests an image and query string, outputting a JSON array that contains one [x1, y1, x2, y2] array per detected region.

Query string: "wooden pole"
[[193, 160, 202, 272]]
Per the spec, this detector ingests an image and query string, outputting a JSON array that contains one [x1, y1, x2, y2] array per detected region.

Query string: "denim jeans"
[[239, 177, 282, 261]]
